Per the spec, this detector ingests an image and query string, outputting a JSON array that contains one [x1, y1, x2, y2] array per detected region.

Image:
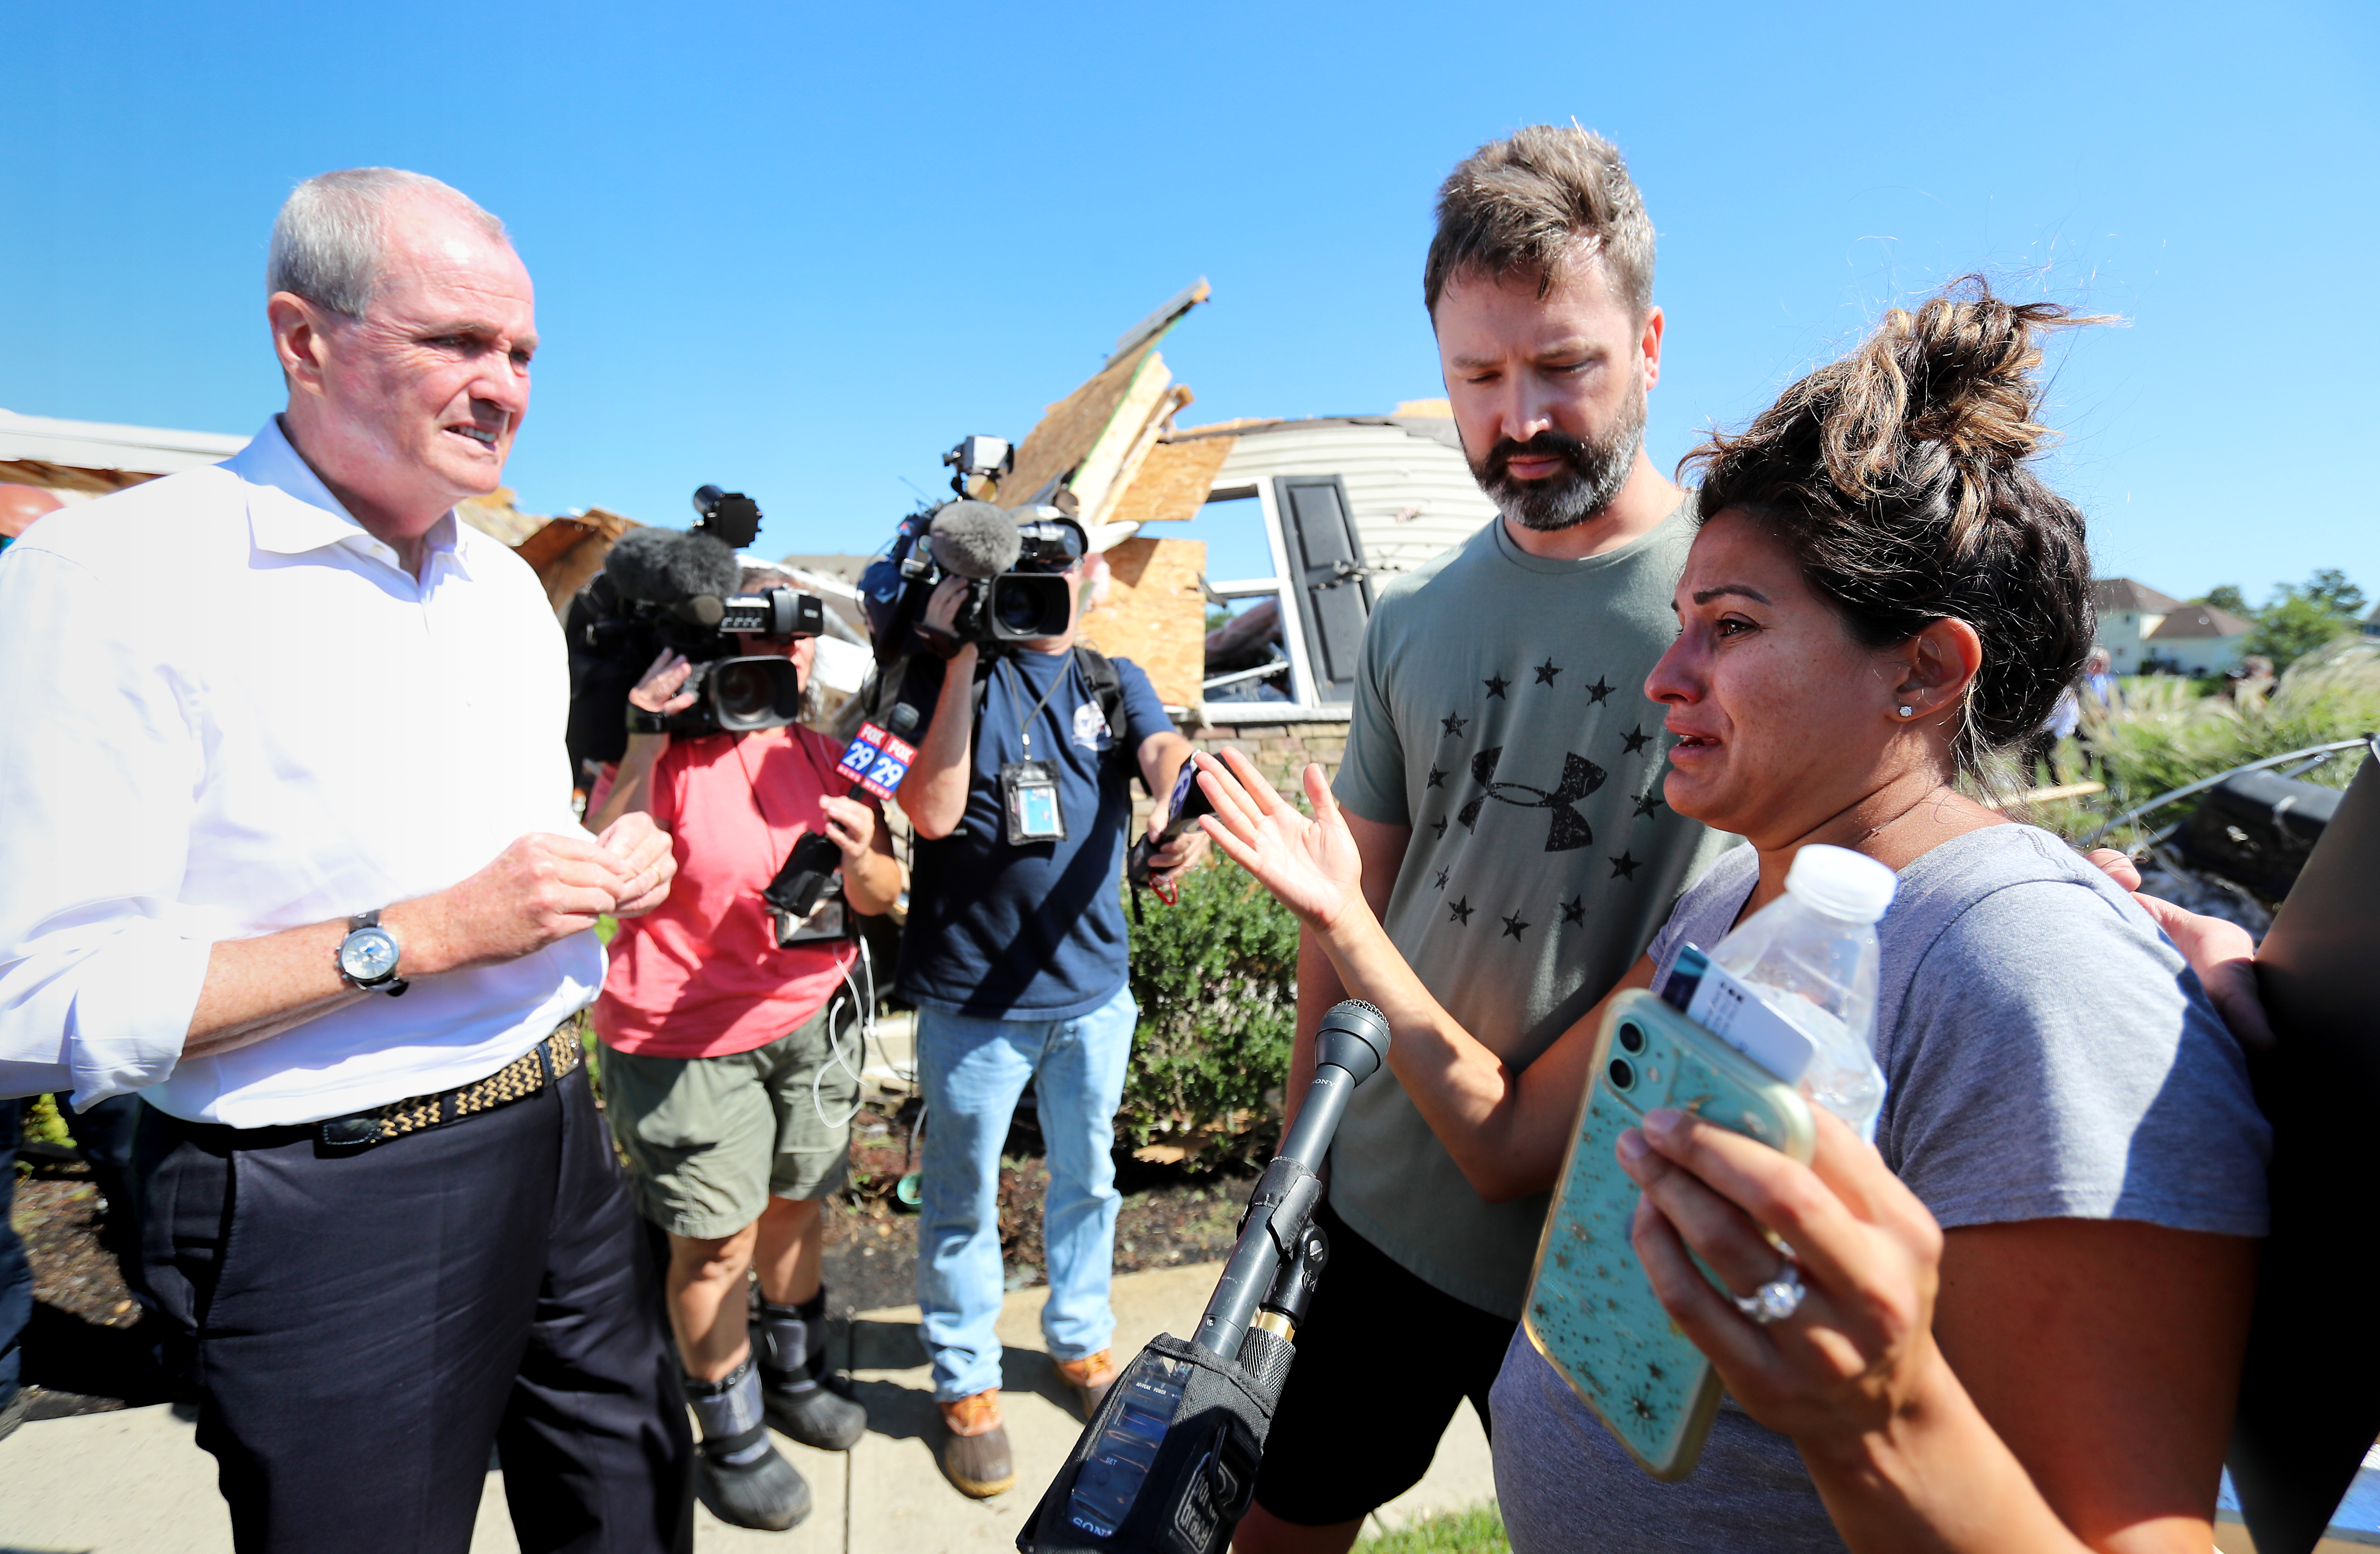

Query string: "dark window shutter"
[[1274, 474, 1373, 702]]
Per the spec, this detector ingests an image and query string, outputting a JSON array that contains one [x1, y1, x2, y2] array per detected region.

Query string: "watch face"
[[340, 926, 400, 983]]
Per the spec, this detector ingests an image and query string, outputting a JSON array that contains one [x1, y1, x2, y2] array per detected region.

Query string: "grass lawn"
[[1356, 1503, 1511, 1554]]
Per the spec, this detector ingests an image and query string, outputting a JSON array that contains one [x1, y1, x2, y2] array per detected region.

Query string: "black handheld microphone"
[[761, 702, 921, 920], [1191, 1000, 1390, 1362]]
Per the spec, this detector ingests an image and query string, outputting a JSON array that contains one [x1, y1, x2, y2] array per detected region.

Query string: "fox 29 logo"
[[836, 723, 917, 802]]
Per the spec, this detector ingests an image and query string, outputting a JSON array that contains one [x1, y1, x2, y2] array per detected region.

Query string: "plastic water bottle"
[[1674, 845, 1895, 1139]]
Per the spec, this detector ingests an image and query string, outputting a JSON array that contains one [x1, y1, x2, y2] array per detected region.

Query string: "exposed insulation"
[[1107, 437, 1240, 528], [1077, 536, 1208, 708]]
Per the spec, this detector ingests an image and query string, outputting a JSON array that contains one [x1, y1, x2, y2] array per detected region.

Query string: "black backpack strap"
[[1072, 646, 1129, 750]]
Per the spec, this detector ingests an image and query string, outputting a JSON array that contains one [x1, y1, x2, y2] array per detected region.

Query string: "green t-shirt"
[[1329, 498, 1739, 1318]]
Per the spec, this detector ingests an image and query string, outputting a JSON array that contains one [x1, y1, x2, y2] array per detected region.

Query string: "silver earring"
[[1898, 705, 1915, 718]]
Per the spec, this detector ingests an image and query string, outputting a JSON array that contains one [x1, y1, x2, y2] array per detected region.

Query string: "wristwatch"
[[336, 909, 409, 997]]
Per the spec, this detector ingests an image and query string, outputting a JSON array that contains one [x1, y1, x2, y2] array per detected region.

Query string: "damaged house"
[[965, 283, 1495, 763]]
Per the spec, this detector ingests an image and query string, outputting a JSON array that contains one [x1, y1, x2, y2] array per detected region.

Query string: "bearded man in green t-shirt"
[[1236, 126, 1738, 1553]]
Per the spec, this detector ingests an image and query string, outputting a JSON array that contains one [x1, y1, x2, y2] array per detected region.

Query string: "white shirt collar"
[[226, 416, 468, 575]]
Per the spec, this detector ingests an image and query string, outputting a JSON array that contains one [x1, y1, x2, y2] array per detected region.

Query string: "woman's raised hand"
[[1618, 1103, 1947, 1452], [628, 648, 698, 717], [1194, 750, 1365, 931]]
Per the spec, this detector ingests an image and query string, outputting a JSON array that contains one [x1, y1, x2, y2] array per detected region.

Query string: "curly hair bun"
[[1683, 278, 2112, 780]]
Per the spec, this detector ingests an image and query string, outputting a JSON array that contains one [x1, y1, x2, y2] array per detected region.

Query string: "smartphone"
[[1521, 988, 1817, 1480]]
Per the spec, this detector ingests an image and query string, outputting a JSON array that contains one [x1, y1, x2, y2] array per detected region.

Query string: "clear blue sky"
[[8, 2, 2374, 608]]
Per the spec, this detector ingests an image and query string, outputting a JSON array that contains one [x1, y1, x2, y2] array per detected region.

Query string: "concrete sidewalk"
[[0, 1259, 1493, 1553]]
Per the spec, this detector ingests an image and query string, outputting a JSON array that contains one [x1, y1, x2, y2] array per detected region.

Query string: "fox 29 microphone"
[[1018, 1001, 1393, 1554]]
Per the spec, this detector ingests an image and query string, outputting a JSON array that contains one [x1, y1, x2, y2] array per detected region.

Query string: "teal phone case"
[[1521, 989, 1818, 1480]]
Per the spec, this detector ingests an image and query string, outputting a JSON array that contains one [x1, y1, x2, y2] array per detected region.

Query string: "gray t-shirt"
[[1330, 501, 1739, 1318], [1491, 824, 2272, 1553]]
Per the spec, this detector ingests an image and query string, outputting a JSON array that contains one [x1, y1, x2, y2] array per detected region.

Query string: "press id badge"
[[999, 760, 1066, 845]]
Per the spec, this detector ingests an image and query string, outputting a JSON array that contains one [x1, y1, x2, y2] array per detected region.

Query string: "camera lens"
[[711, 656, 801, 730], [1607, 1058, 1636, 1091], [1617, 1021, 1645, 1053]]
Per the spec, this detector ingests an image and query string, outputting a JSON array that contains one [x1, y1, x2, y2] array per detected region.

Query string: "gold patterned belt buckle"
[[318, 1026, 581, 1152]]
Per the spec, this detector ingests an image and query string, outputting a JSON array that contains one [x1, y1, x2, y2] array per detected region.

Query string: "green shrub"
[[25, 1094, 73, 1150], [1356, 1504, 1511, 1554], [1122, 858, 1300, 1167]]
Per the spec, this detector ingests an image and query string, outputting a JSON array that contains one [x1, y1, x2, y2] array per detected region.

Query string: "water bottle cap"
[[1784, 844, 1897, 924]]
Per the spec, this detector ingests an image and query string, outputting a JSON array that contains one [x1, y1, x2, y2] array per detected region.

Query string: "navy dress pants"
[[0, 1099, 27, 1410], [137, 1065, 694, 1554]]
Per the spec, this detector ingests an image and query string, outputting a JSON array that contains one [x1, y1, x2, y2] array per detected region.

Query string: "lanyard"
[[1002, 653, 1074, 761]]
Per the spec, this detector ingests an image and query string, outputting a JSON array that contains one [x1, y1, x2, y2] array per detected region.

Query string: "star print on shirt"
[[1484, 673, 1511, 699], [1431, 816, 1449, 839], [1621, 726, 1651, 755], [1586, 676, 1615, 704], [1533, 658, 1562, 686], [1608, 851, 1641, 881], [1448, 896, 1475, 925], [1426, 765, 1447, 789], [1442, 712, 1468, 738], [1501, 911, 1530, 940], [1560, 896, 1584, 926], [1632, 789, 1665, 819], [1433, 868, 1449, 891]]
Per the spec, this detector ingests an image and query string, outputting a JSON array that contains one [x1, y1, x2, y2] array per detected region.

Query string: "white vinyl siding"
[[1207, 422, 1495, 582]]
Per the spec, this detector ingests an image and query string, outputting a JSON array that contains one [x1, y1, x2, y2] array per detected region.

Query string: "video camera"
[[860, 437, 1090, 666], [1017, 1001, 1393, 1554], [565, 484, 828, 772]]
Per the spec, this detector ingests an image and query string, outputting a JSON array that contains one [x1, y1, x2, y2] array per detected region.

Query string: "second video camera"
[[565, 485, 827, 772], [861, 438, 1091, 665]]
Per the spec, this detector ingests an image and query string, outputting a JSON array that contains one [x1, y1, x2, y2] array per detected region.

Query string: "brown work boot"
[[938, 1389, 1017, 1498], [1055, 1350, 1120, 1421]]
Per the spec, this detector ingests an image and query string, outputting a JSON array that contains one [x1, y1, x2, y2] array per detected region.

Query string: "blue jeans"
[[914, 982, 1136, 1403]]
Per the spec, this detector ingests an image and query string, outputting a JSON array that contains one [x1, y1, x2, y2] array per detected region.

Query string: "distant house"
[[2142, 602, 2258, 676], [2090, 577, 2255, 676], [2092, 578, 2186, 674], [2365, 602, 2380, 639]]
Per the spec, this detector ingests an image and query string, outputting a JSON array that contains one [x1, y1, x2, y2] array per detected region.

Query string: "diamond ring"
[[1733, 1260, 1806, 1324]]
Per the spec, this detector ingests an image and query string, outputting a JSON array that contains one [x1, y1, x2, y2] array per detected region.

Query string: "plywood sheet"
[[994, 340, 1166, 508], [1083, 384, 1195, 530], [1078, 536, 1207, 708], [513, 507, 633, 617], [1108, 437, 1239, 528], [0, 459, 153, 495]]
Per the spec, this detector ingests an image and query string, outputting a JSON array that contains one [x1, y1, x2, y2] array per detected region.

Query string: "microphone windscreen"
[[927, 501, 1021, 579], [885, 702, 922, 736], [604, 526, 742, 605]]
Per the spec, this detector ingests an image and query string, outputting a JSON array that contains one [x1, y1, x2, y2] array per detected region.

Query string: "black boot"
[[757, 1290, 867, 1451], [686, 1358, 812, 1530]]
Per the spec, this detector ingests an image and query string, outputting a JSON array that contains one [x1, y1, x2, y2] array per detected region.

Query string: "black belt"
[[159, 1028, 583, 1153]]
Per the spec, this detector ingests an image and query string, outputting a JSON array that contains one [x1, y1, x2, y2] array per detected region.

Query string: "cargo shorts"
[[600, 998, 861, 1240]]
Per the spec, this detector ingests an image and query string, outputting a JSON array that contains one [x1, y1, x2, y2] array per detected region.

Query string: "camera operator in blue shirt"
[[895, 551, 1206, 1499]]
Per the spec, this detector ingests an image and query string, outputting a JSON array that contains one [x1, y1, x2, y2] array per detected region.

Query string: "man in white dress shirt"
[[0, 169, 694, 1552]]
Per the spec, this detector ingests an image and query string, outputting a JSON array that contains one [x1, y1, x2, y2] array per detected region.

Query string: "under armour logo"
[[1456, 746, 1605, 852]]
